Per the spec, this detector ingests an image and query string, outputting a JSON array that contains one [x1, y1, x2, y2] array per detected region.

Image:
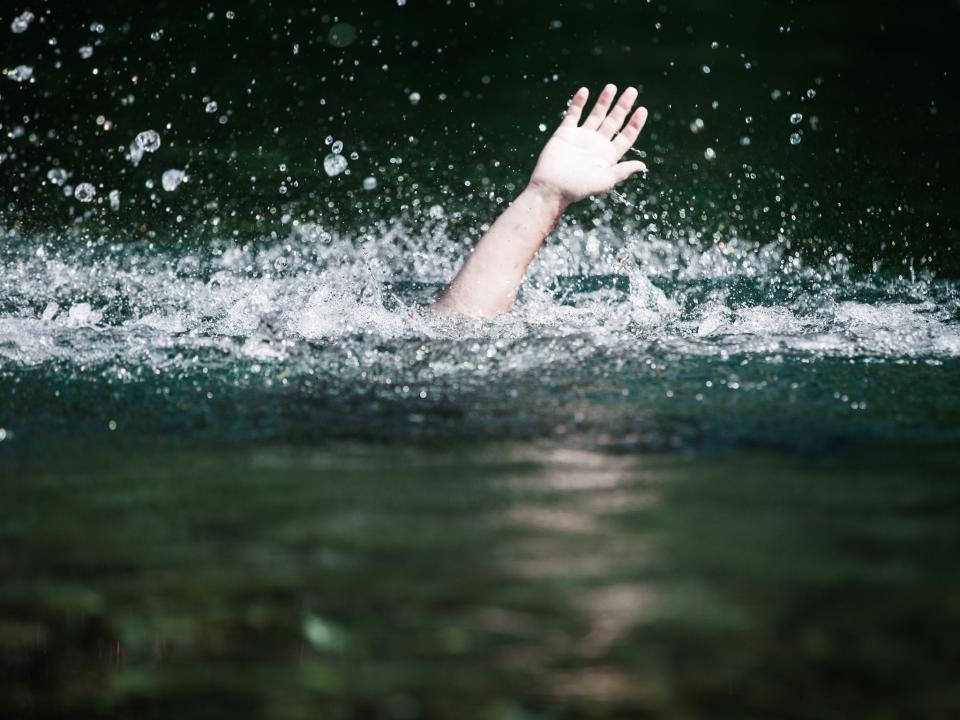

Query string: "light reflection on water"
[[2, 442, 959, 717]]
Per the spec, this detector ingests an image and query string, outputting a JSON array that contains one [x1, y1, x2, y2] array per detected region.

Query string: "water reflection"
[[3, 441, 958, 716]]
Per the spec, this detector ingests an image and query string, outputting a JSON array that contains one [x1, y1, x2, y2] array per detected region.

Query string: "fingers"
[[598, 86, 639, 139], [559, 87, 589, 128], [612, 106, 649, 158], [611, 160, 647, 185], [581, 83, 617, 131]]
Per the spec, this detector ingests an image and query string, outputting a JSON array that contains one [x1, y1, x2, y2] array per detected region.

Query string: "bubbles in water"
[[73, 183, 97, 202], [134, 129, 161, 153], [10, 10, 34, 34], [6, 65, 33, 82], [690, 118, 704, 134], [790, 112, 803, 125], [739, 136, 751, 146], [806, 88, 817, 99], [702, 65, 711, 74], [78, 45, 94, 59], [363, 176, 377, 190], [205, 100, 218, 113], [409, 91, 421, 105], [771, 89, 783, 101], [538, 123, 547, 132], [90, 22, 105, 34], [704, 147, 717, 161], [790, 132, 802, 145], [47, 168, 70, 186], [109, 189, 121, 210], [161, 169, 187, 191], [324, 154, 348, 177], [331, 140, 344, 154], [397, 0, 407, 5]]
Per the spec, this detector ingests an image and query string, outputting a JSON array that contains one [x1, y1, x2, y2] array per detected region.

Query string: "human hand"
[[527, 84, 648, 207]]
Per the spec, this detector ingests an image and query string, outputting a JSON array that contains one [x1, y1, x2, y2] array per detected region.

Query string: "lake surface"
[[2, 1, 959, 717]]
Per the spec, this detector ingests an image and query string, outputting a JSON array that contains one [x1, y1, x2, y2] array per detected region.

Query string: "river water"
[[2, 1, 959, 717]]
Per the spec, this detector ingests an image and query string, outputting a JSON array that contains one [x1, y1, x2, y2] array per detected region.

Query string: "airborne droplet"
[[162, 169, 187, 191], [11, 10, 35, 34], [134, 130, 161, 153], [324, 154, 348, 177], [74, 183, 97, 202]]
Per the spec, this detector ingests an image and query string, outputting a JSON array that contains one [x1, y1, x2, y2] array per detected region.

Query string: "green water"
[[2, 1, 960, 717]]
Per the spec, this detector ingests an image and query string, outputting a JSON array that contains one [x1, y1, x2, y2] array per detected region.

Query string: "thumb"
[[612, 160, 647, 185]]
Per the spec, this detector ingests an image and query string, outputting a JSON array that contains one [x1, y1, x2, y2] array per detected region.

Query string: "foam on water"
[[1, 214, 957, 366], [1, 212, 958, 449]]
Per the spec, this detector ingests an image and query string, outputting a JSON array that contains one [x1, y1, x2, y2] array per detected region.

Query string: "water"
[[2, 1, 959, 717]]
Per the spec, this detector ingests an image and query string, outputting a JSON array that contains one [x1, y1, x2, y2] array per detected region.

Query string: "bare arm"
[[432, 84, 649, 317]]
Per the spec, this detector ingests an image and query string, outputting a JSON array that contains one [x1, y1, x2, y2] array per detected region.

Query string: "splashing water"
[[2, 209, 958, 450]]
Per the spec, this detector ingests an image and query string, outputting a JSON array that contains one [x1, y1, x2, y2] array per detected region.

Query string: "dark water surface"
[[2, 0, 960, 717]]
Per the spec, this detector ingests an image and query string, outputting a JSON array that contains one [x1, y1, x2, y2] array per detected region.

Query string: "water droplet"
[[324, 154, 348, 177], [704, 147, 717, 161], [78, 45, 94, 60], [408, 91, 421, 105], [41, 302, 59, 321], [790, 112, 803, 125], [74, 183, 96, 202], [6, 65, 33, 82], [363, 176, 377, 190], [162, 169, 187, 191], [47, 168, 70, 186], [331, 140, 343, 154], [205, 100, 218, 113], [328, 22, 356, 48], [10, 10, 35, 34], [789, 132, 802, 145], [134, 129, 161, 152]]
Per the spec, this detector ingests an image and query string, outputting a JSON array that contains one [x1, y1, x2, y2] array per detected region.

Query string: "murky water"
[[2, 1, 960, 717]]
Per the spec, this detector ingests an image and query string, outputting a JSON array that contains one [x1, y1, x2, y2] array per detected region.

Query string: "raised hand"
[[433, 84, 649, 318], [528, 84, 648, 206]]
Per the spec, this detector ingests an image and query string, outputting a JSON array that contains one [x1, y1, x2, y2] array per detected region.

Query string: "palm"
[[529, 85, 648, 205]]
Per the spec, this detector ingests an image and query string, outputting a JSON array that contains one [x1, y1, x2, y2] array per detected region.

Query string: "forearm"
[[432, 184, 568, 317]]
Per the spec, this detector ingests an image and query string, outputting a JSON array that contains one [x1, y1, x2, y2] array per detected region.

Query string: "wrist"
[[523, 181, 571, 216]]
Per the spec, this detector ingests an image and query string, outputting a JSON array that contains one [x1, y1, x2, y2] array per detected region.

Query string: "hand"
[[528, 84, 648, 206]]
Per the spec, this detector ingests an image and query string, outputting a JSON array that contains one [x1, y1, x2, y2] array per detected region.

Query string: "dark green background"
[[2, 0, 957, 274]]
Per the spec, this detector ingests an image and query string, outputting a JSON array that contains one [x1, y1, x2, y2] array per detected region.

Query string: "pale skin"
[[432, 84, 649, 318]]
